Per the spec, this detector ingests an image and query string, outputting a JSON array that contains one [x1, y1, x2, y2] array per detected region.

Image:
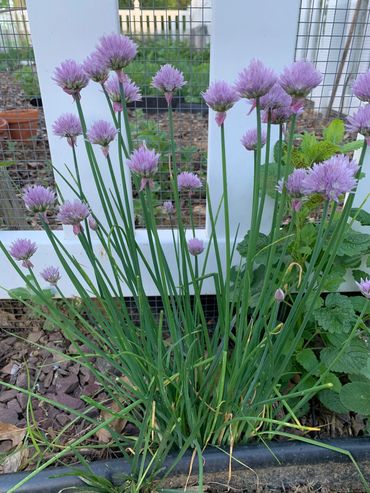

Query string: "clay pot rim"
[[0, 109, 39, 123]]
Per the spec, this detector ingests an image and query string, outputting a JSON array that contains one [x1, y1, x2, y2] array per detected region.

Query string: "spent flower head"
[[87, 120, 117, 157], [241, 128, 267, 151], [280, 60, 322, 99], [356, 277, 370, 299], [88, 216, 98, 231], [151, 64, 186, 105], [10, 239, 37, 269], [235, 59, 277, 100], [96, 33, 137, 80], [202, 81, 239, 126], [163, 201, 175, 215], [346, 104, 370, 144], [302, 154, 358, 202], [53, 59, 88, 100], [352, 71, 370, 103], [57, 200, 90, 235], [187, 238, 204, 256], [41, 266, 61, 286], [23, 185, 55, 216], [177, 172, 202, 191], [127, 144, 160, 191], [52, 113, 82, 147], [83, 52, 109, 84]]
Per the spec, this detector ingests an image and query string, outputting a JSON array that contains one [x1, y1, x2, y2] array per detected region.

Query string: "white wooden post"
[[207, 0, 301, 239]]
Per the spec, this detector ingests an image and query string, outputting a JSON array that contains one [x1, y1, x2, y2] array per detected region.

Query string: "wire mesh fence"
[[0, 3, 56, 230], [296, 0, 370, 131]]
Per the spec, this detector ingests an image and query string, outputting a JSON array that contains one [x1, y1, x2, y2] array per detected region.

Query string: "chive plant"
[[2, 33, 370, 491]]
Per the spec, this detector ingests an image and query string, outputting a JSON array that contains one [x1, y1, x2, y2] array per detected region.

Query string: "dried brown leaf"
[[96, 401, 127, 443], [0, 422, 26, 448], [2, 447, 29, 473]]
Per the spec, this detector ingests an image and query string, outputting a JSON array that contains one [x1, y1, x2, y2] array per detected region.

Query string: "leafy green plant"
[[14, 65, 40, 97]]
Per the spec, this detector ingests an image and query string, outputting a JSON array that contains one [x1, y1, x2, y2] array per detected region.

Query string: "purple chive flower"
[[187, 238, 204, 256], [41, 266, 61, 286], [202, 81, 239, 126], [177, 172, 202, 191], [163, 201, 175, 215], [241, 128, 267, 151], [127, 144, 160, 191], [57, 200, 90, 235], [278, 168, 308, 196], [260, 83, 292, 111], [52, 113, 82, 147], [83, 52, 109, 84], [151, 64, 186, 105], [23, 185, 55, 219], [302, 155, 358, 202], [87, 120, 117, 157], [235, 60, 277, 101], [88, 216, 98, 231], [53, 59, 89, 100], [352, 71, 370, 103], [356, 277, 370, 298], [274, 288, 285, 302], [280, 60, 322, 99], [346, 104, 370, 144], [105, 75, 142, 112], [10, 239, 37, 269], [264, 106, 296, 125], [96, 33, 137, 81]]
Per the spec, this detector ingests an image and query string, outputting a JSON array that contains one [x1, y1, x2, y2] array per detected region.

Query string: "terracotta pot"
[[0, 109, 39, 140], [0, 118, 9, 139]]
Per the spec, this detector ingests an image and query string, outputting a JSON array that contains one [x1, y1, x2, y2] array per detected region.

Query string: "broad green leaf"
[[340, 382, 370, 415], [339, 140, 364, 153], [321, 339, 369, 375], [323, 119, 345, 144], [321, 263, 346, 291], [336, 228, 370, 257], [8, 287, 31, 300], [314, 293, 357, 334], [322, 372, 342, 393], [296, 348, 319, 375], [237, 231, 272, 263], [352, 269, 370, 283], [319, 390, 348, 414], [349, 208, 370, 226], [350, 296, 370, 315]]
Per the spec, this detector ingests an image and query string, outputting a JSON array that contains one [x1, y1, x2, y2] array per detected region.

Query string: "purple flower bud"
[[302, 155, 358, 202], [241, 128, 267, 151], [41, 266, 61, 286], [127, 144, 160, 191], [346, 104, 370, 144], [163, 201, 175, 215], [356, 277, 370, 298], [83, 52, 109, 84], [177, 172, 202, 191], [151, 64, 186, 105], [280, 60, 322, 99], [57, 200, 90, 235], [23, 185, 55, 215], [352, 71, 370, 103], [105, 75, 142, 112], [274, 288, 285, 302], [291, 198, 302, 212], [88, 215, 98, 231], [10, 238, 37, 268], [95, 33, 137, 76], [87, 120, 117, 157], [202, 81, 239, 126], [188, 238, 204, 256], [53, 59, 89, 100], [235, 59, 277, 100], [52, 113, 82, 147]]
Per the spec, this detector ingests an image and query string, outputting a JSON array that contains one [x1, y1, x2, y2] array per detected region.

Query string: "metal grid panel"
[[119, 0, 211, 228], [0, 3, 57, 230], [296, 0, 370, 125]]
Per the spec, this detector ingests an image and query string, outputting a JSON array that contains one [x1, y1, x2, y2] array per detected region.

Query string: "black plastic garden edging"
[[1, 437, 370, 492]]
